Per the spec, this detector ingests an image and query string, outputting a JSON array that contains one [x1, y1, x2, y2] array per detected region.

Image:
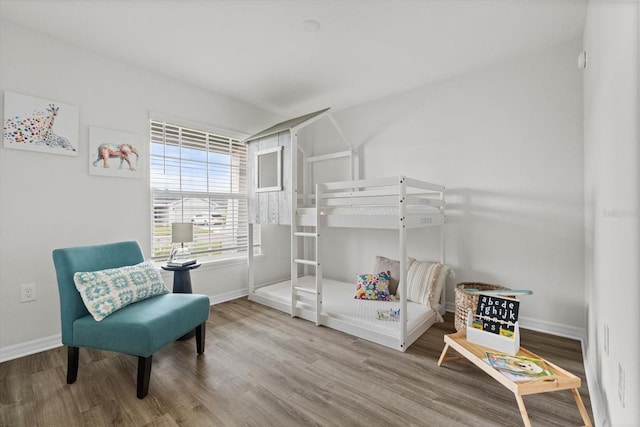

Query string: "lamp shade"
[[171, 222, 193, 243]]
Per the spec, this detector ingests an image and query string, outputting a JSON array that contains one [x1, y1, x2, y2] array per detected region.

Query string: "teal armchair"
[[52, 241, 210, 398]]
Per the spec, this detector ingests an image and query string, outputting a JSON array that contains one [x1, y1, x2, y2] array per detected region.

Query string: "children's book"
[[376, 308, 400, 321], [482, 359, 536, 382], [167, 259, 197, 267], [485, 352, 552, 378]]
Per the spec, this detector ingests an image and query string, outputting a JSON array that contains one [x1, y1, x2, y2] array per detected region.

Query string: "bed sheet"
[[254, 276, 434, 337]]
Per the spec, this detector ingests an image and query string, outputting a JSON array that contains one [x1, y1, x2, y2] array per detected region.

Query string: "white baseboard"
[[582, 345, 608, 427], [209, 288, 248, 305], [0, 334, 62, 363], [517, 316, 585, 341]]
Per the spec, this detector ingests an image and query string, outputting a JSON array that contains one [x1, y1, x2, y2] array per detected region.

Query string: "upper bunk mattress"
[[254, 276, 435, 337], [296, 207, 444, 229]]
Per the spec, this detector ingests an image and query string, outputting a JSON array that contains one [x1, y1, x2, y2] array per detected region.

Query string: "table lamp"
[[169, 222, 193, 262]]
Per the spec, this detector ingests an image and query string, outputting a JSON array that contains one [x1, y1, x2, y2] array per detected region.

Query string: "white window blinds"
[[150, 120, 259, 261]]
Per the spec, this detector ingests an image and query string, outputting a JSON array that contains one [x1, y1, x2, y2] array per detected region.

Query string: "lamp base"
[[169, 244, 192, 263]]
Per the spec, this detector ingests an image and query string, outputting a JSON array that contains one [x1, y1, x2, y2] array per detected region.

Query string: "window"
[[150, 120, 260, 262]]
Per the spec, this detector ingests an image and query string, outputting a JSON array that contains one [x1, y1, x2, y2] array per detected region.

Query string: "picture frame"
[[3, 91, 79, 156], [89, 127, 143, 179]]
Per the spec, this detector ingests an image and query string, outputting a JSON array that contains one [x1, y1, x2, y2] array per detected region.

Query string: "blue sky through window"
[[151, 143, 232, 193]]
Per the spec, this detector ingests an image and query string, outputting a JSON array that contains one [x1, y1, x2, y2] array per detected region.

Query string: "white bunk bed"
[[245, 109, 447, 352]]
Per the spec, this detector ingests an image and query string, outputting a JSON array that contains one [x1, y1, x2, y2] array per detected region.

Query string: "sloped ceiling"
[[0, 0, 587, 116]]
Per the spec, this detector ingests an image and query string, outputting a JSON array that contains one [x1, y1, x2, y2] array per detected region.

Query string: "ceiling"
[[0, 0, 587, 117]]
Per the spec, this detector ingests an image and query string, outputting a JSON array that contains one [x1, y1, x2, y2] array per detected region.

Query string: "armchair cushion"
[[73, 261, 169, 321], [72, 293, 210, 357]]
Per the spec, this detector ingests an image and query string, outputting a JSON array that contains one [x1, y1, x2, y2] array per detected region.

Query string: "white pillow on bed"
[[401, 261, 453, 322], [373, 255, 415, 296]]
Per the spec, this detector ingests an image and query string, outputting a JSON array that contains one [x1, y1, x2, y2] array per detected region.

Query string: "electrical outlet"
[[20, 283, 37, 302], [604, 324, 609, 355], [618, 363, 625, 408]]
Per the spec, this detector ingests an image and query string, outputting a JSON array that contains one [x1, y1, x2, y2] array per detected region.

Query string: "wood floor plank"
[[0, 298, 592, 426]]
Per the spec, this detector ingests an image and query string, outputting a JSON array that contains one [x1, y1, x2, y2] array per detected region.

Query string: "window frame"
[[149, 118, 260, 264]]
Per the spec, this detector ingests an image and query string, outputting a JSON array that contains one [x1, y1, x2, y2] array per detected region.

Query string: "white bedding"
[[254, 276, 434, 337], [299, 206, 439, 216], [297, 207, 444, 230], [320, 206, 398, 216]]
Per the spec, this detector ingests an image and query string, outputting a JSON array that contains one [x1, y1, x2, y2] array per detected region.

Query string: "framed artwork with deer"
[[3, 91, 79, 156], [89, 127, 143, 179]]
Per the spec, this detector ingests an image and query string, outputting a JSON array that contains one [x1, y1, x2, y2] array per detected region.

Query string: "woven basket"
[[454, 282, 511, 331]]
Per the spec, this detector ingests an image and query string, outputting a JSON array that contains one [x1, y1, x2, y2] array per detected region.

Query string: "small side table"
[[161, 262, 201, 339], [161, 262, 201, 294]]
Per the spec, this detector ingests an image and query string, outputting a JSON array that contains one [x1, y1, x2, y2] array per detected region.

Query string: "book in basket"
[[485, 352, 553, 378]]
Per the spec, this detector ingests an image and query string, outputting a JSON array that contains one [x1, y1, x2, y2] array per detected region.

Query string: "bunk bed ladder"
[[291, 186, 322, 325], [292, 226, 321, 326], [292, 186, 321, 325]]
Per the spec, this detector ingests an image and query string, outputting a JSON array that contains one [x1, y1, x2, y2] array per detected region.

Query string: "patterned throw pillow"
[[73, 261, 169, 321], [354, 271, 392, 301]]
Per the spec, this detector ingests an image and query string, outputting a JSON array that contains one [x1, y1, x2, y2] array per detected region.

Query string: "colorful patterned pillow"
[[73, 261, 169, 321], [354, 271, 392, 301]]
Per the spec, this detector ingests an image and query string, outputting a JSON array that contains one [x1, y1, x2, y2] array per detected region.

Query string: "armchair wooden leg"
[[137, 355, 152, 399], [196, 322, 206, 354], [67, 346, 79, 384]]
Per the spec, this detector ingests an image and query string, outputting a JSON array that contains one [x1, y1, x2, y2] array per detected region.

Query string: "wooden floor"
[[0, 298, 592, 426]]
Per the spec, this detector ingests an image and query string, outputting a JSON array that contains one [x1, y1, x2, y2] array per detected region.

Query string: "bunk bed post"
[[315, 183, 323, 326], [399, 175, 408, 351], [302, 151, 309, 277], [290, 130, 298, 318], [440, 189, 446, 265], [248, 223, 254, 296]]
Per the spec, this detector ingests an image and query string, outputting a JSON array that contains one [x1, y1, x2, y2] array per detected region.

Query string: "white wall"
[[584, 1, 640, 425], [311, 40, 586, 334], [0, 20, 289, 355]]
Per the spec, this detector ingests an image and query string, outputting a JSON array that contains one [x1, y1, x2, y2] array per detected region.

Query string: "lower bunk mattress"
[[253, 276, 436, 342]]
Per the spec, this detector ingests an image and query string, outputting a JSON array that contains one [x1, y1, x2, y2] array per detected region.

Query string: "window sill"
[[156, 253, 265, 272], [198, 253, 265, 270]]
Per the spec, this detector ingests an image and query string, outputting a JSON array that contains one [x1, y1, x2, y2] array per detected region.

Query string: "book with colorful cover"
[[485, 352, 553, 378], [482, 359, 537, 382]]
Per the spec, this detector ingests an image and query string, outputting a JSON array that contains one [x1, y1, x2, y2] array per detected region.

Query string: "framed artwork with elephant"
[[89, 126, 143, 179]]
